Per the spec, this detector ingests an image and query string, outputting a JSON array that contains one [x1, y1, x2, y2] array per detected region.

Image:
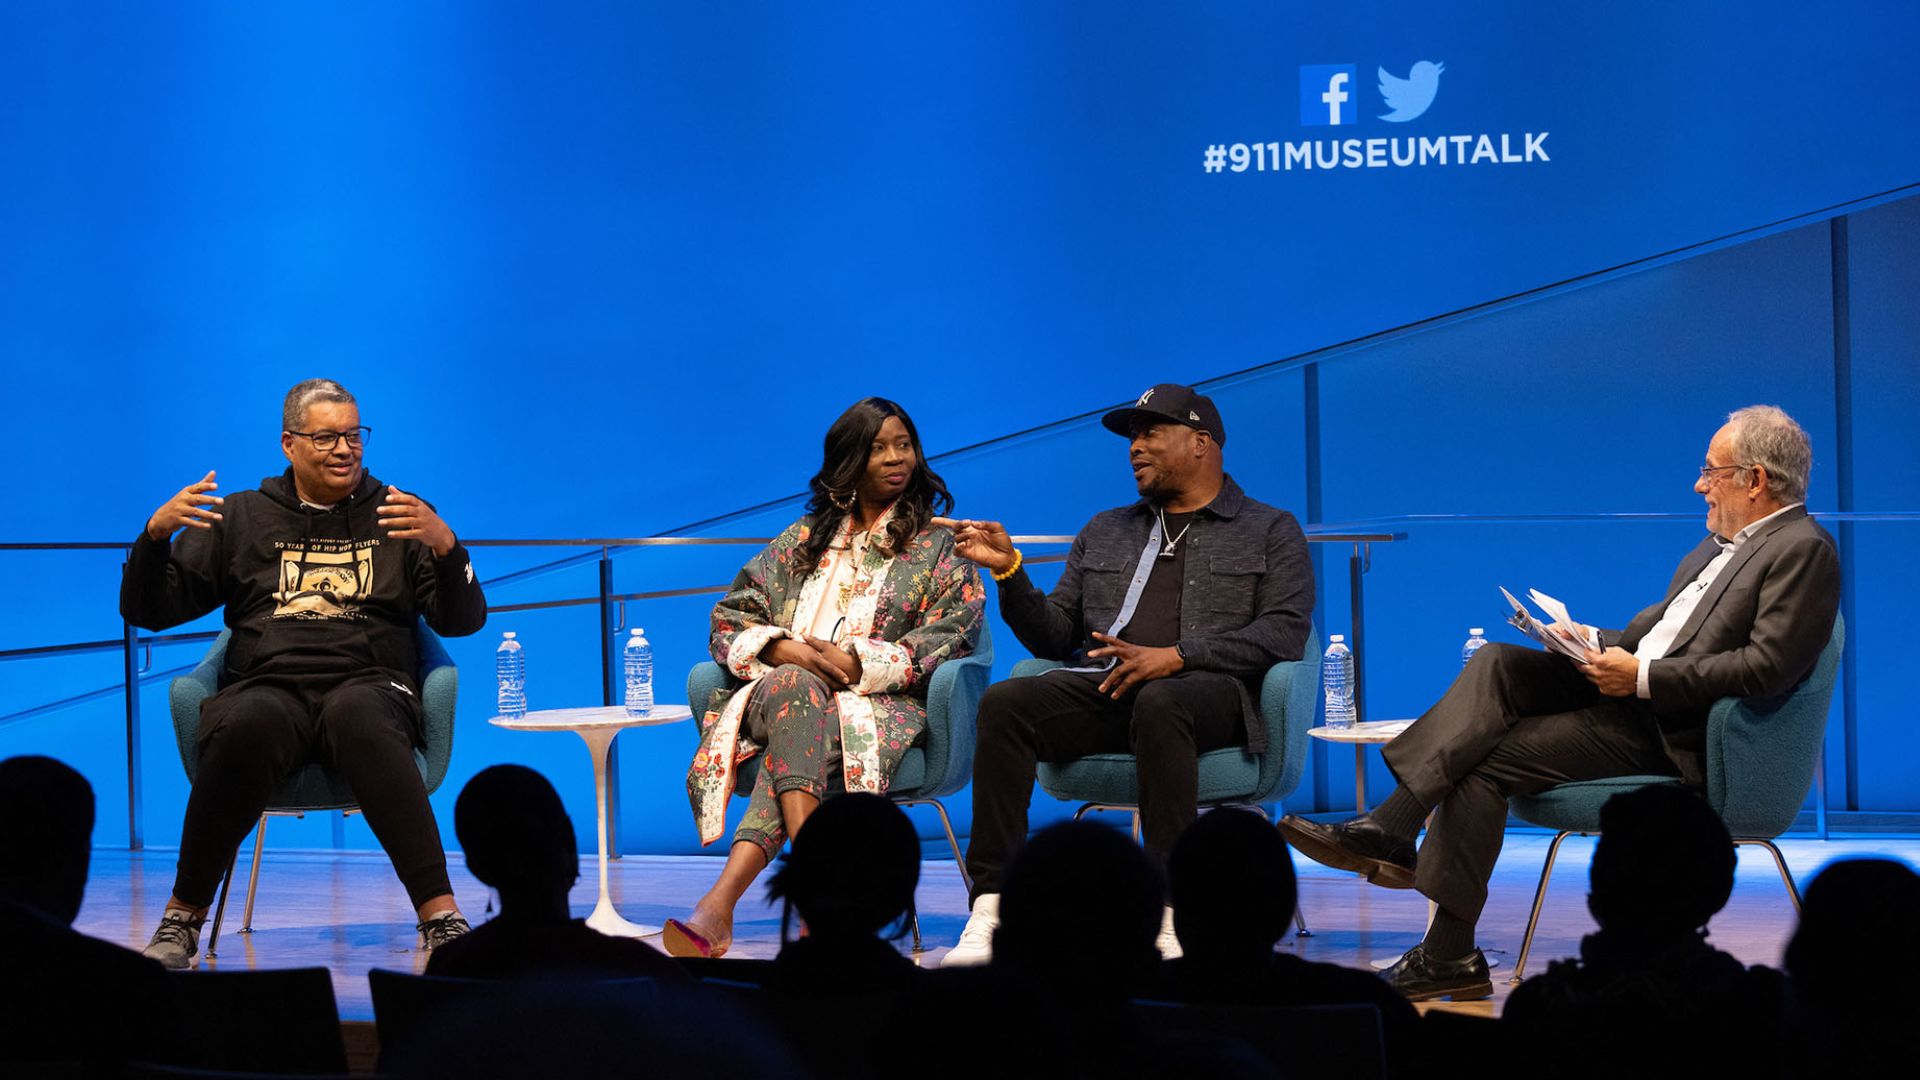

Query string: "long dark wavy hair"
[[794, 397, 953, 572]]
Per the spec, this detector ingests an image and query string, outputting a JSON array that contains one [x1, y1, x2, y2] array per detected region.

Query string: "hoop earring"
[[827, 489, 855, 512]]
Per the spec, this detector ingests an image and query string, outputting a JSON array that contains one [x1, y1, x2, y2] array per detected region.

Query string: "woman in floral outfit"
[[664, 397, 984, 957]]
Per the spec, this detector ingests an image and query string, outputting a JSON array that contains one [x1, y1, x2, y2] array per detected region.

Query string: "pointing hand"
[[931, 516, 1018, 576]]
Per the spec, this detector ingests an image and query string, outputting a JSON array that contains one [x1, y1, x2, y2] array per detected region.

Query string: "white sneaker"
[[1156, 905, 1183, 960], [941, 893, 1000, 967]]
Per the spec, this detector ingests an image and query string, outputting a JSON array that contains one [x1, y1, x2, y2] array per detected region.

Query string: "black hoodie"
[[120, 469, 488, 689]]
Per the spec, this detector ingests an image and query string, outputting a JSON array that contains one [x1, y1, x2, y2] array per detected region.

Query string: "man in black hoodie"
[[121, 378, 489, 968]]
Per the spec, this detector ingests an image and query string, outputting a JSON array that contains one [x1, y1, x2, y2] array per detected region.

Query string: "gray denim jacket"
[[996, 474, 1313, 751]]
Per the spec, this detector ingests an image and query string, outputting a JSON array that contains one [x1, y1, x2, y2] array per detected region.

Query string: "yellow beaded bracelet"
[[992, 548, 1024, 582]]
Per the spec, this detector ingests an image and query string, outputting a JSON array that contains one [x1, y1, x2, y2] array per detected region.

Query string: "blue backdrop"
[[2, 2, 1916, 857]]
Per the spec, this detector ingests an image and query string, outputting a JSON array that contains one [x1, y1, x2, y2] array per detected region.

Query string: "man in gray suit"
[[1280, 405, 1841, 1001]]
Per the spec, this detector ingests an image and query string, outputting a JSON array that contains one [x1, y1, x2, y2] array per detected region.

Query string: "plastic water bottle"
[[1323, 634, 1356, 730], [623, 628, 653, 718], [495, 632, 526, 719], [1462, 627, 1489, 669]]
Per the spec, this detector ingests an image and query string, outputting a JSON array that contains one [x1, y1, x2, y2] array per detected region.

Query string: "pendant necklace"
[[1156, 508, 1194, 560]]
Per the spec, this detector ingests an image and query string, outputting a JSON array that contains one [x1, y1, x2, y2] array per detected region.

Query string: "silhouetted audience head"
[[0, 755, 95, 924], [996, 820, 1164, 998], [1785, 857, 1920, 1017], [1588, 785, 1734, 939], [454, 765, 577, 908], [1170, 807, 1296, 959], [766, 792, 918, 939]]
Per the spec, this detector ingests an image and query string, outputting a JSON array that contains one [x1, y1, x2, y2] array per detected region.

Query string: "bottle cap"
[[502, 631, 517, 639], [631, 628, 645, 636], [1469, 628, 1484, 636], [1329, 634, 1345, 643]]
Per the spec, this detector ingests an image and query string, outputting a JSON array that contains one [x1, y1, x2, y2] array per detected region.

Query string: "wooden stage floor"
[[76, 832, 1920, 1021]]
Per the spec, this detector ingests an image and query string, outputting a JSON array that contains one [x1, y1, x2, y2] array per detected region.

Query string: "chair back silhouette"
[[1130, 1000, 1385, 1080], [160, 967, 348, 1074], [686, 620, 995, 948], [1506, 615, 1844, 980], [368, 968, 656, 1073], [168, 619, 459, 956]]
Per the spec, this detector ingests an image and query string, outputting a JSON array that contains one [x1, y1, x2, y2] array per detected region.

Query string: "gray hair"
[[282, 379, 356, 431], [1725, 405, 1811, 504]]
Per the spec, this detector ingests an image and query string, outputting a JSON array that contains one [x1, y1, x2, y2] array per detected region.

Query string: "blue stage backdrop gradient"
[[1, 3, 1916, 856]]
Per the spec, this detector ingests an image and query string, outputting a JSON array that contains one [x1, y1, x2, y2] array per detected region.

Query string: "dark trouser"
[[1380, 643, 1681, 927], [174, 674, 451, 910], [964, 669, 1247, 901]]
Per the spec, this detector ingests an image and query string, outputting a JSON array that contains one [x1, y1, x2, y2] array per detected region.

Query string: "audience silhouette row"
[[6, 753, 1914, 1078]]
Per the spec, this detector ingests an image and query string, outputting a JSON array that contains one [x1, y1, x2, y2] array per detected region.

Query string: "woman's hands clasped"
[[761, 635, 864, 690]]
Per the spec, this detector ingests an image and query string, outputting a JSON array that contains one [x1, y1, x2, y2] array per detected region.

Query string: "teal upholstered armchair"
[[168, 618, 459, 957]]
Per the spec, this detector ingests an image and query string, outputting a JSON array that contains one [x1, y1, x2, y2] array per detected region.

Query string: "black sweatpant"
[[174, 673, 451, 910], [964, 669, 1247, 900]]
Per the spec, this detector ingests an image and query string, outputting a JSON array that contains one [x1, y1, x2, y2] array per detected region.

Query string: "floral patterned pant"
[[735, 666, 844, 859]]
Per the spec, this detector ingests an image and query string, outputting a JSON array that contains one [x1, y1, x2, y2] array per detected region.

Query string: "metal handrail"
[[2, 530, 1404, 850]]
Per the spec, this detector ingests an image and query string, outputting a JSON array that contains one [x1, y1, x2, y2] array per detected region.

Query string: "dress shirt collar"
[[1129, 473, 1246, 520], [1715, 502, 1803, 550]]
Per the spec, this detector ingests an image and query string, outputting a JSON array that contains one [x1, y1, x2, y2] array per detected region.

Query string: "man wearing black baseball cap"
[[935, 383, 1313, 966]]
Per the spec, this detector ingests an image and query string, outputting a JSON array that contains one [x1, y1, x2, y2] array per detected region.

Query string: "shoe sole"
[[661, 918, 725, 959], [1398, 979, 1495, 1003], [1276, 819, 1418, 890], [939, 949, 991, 968]]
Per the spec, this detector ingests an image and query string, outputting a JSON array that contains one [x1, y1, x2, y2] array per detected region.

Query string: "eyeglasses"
[[286, 426, 372, 451], [1698, 463, 1752, 481]]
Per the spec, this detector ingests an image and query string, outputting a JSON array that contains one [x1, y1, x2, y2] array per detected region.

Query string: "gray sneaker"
[[142, 909, 204, 970], [417, 911, 471, 951]]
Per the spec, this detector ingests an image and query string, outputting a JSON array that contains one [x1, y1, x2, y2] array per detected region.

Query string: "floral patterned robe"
[[686, 510, 985, 845]]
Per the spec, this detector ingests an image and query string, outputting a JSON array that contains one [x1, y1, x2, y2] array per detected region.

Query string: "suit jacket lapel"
[[1623, 536, 1721, 649], [1664, 506, 1806, 657]]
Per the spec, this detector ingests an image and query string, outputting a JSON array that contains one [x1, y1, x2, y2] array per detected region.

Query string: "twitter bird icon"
[[1378, 60, 1444, 122]]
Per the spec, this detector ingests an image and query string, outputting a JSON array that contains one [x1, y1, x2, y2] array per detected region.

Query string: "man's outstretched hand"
[[1088, 631, 1184, 699], [378, 486, 457, 557], [146, 470, 224, 541], [932, 516, 1019, 576]]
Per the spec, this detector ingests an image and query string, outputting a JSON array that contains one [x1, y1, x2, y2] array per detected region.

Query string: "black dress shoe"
[[1383, 944, 1493, 1002], [1275, 814, 1417, 888]]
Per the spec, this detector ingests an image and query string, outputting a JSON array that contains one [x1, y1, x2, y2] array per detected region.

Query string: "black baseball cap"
[[1100, 384, 1226, 447]]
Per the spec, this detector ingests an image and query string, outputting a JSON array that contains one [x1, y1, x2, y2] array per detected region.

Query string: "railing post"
[[122, 612, 144, 851], [1349, 542, 1368, 724], [598, 550, 622, 859]]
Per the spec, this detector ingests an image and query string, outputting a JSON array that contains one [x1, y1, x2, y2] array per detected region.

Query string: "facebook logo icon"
[[1300, 64, 1358, 126]]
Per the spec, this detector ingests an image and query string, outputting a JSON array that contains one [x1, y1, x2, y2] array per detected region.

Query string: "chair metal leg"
[[1070, 802, 1143, 843], [1252, 804, 1312, 937], [240, 812, 270, 932], [908, 898, 923, 954], [1737, 838, 1804, 913], [1510, 830, 1577, 984], [901, 797, 973, 896], [205, 846, 241, 960]]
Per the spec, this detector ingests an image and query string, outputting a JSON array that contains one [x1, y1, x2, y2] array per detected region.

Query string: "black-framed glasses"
[[286, 426, 371, 451], [1698, 463, 1752, 481]]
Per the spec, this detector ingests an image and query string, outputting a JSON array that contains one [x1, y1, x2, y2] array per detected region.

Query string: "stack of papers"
[[1500, 586, 1601, 664]]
